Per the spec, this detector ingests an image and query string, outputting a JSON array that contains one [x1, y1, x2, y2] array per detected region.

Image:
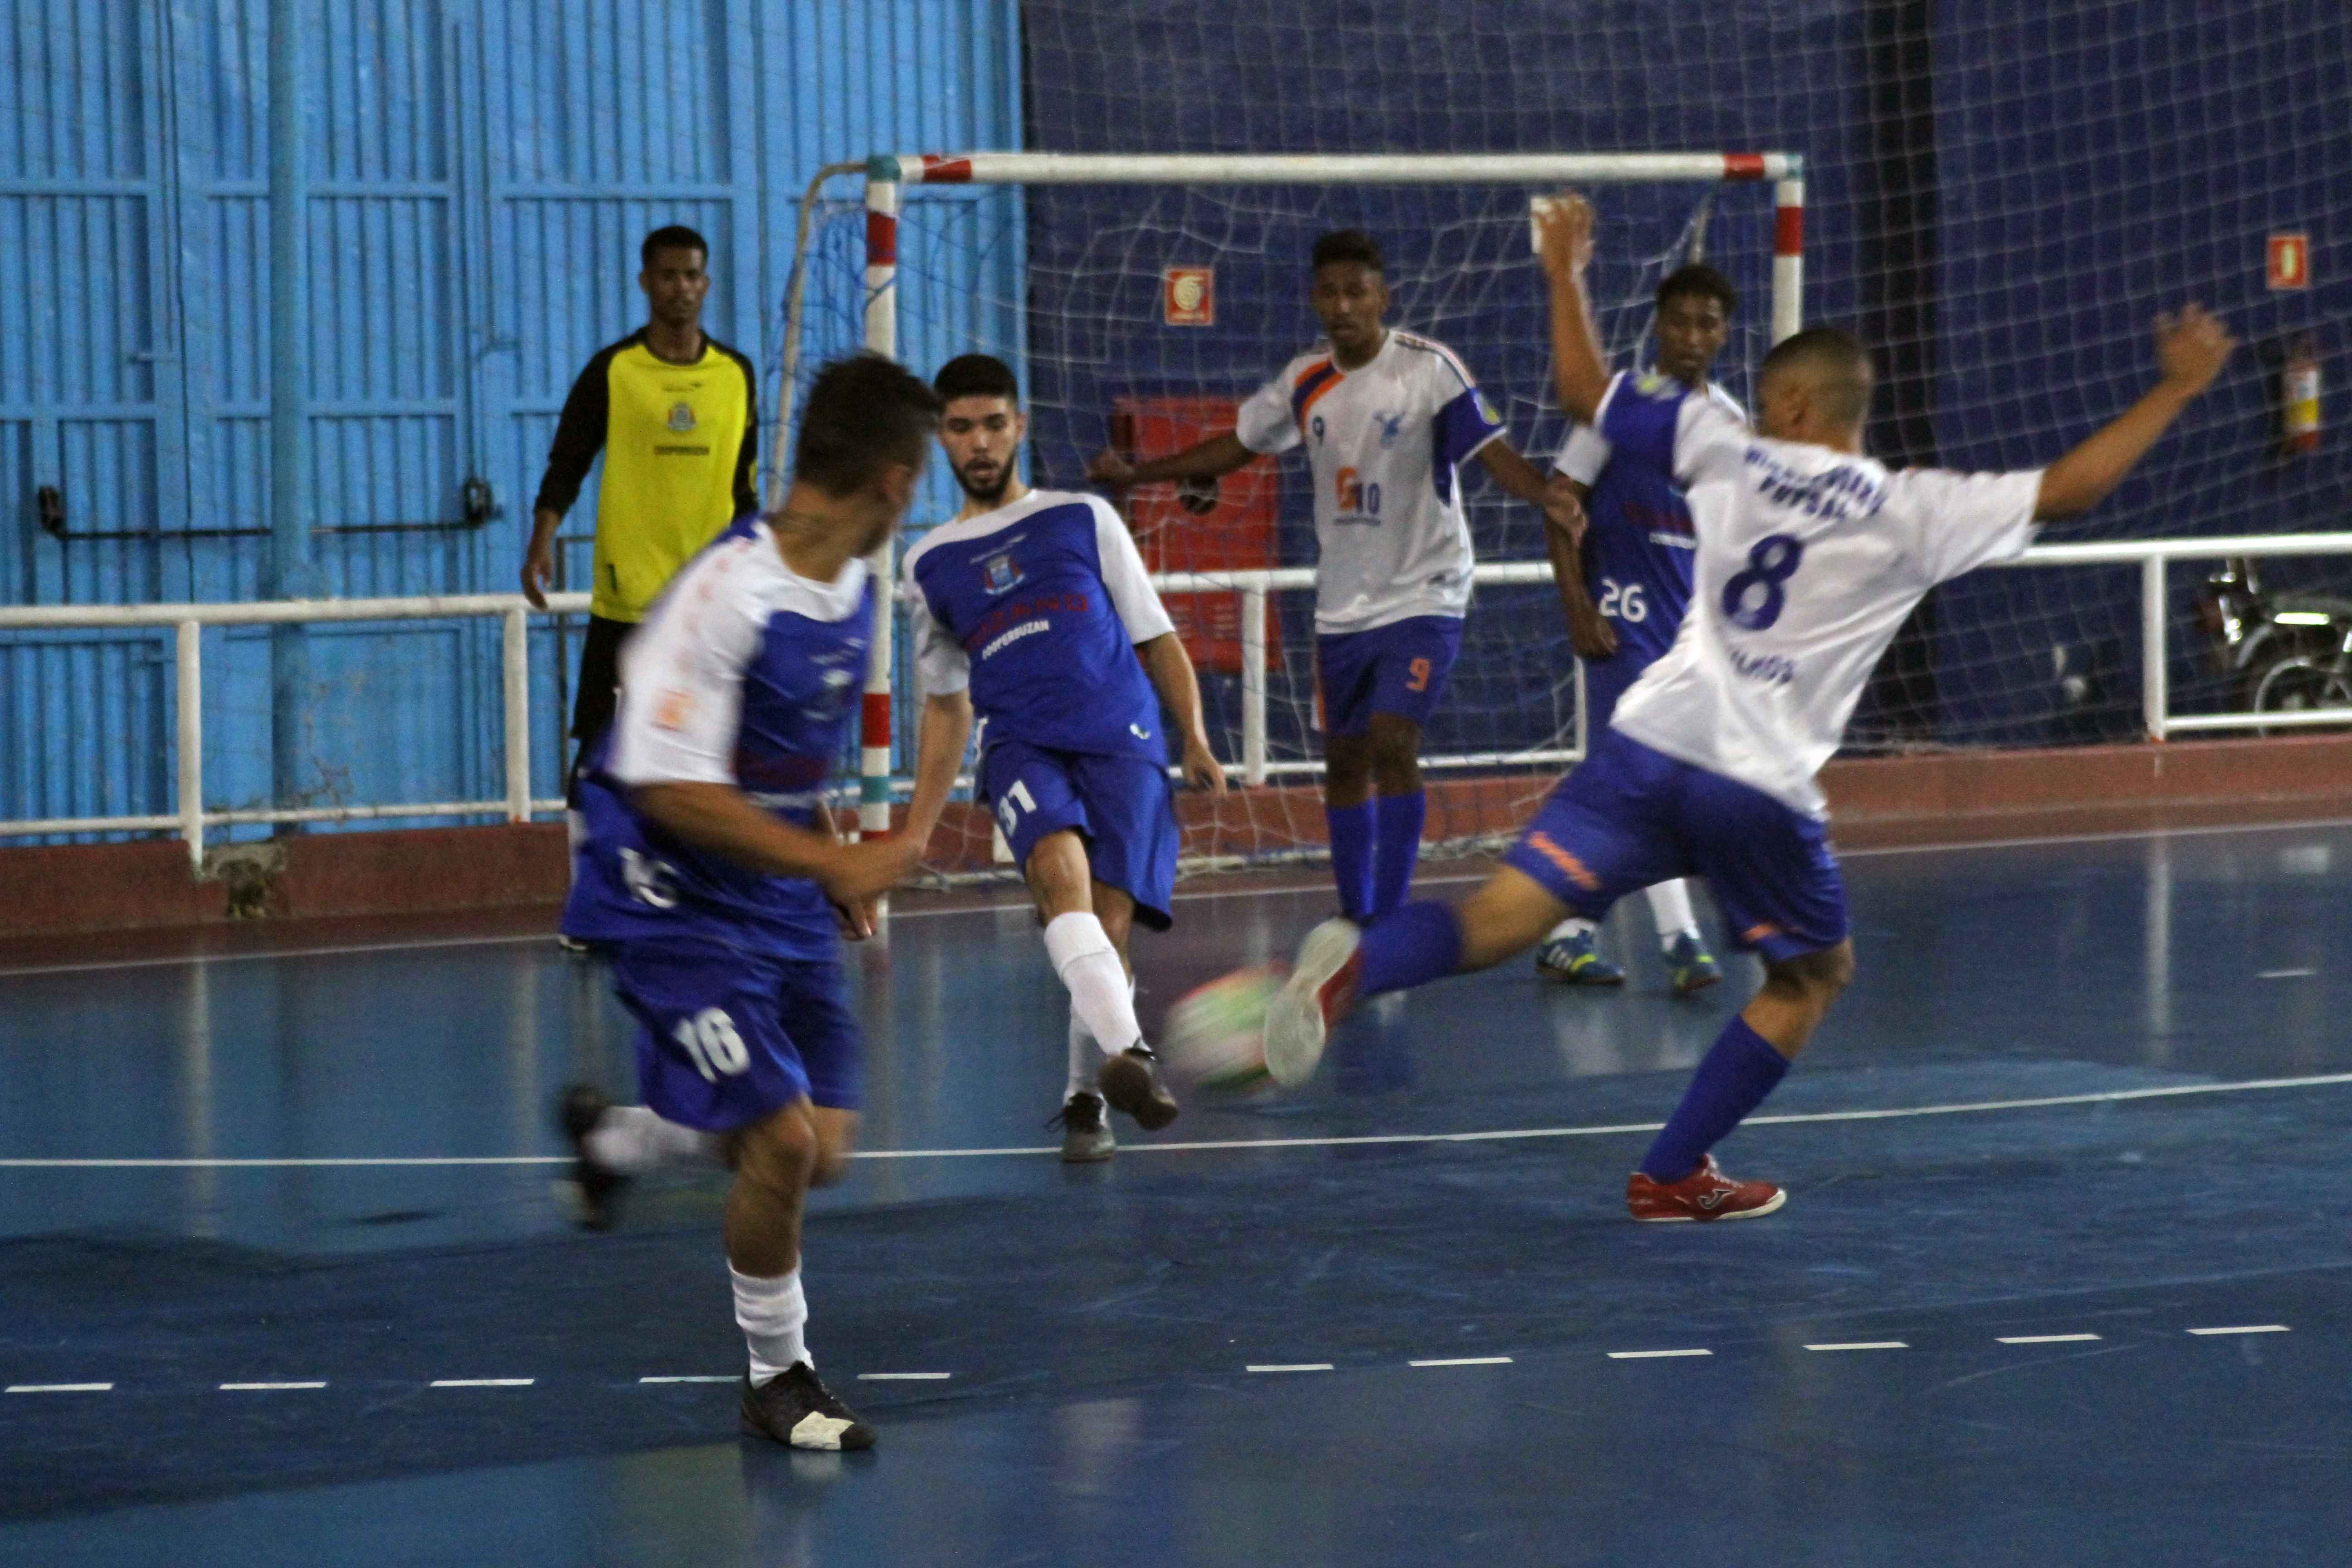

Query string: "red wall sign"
[[1164, 266, 1215, 326], [2269, 233, 2311, 291]]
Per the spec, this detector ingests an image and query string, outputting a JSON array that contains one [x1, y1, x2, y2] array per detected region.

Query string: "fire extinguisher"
[[2281, 335, 2321, 456]]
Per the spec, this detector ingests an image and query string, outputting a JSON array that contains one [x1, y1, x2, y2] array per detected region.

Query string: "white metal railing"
[[4, 533, 2351, 866]]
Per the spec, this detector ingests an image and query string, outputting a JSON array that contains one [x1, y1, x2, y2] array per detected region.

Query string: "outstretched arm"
[[1088, 431, 1257, 490], [1535, 193, 1609, 426], [2035, 306, 2235, 519], [1539, 477, 1616, 660], [1137, 632, 1227, 795], [901, 688, 975, 849]]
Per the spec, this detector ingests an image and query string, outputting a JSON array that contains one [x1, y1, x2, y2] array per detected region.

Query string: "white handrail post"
[[2141, 555, 2169, 742], [1240, 584, 1269, 786], [176, 620, 204, 870], [502, 604, 531, 820]]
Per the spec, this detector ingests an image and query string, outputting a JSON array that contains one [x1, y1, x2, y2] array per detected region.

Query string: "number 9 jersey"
[[1595, 372, 2045, 818]]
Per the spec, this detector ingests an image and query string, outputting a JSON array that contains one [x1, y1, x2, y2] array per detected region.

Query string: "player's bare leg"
[[1026, 828, 1177, 1140], [726, 1099, 874, 1450]]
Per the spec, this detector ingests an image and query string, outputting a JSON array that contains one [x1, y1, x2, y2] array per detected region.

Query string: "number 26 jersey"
[[1596, 372, 2044, 819]]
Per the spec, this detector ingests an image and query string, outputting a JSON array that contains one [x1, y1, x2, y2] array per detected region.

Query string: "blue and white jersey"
[[1234, 330, 1506, 634], [1553, 378, 1748, 667], [1595, 372, 2043, 818], [562, 516, 873, 959], [902, 488, 1176, 764]]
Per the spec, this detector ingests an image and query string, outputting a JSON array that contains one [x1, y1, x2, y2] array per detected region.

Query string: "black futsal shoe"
[[1098, 1044, 1181, 1131], [1052, 1091, 1117, 1163], [740, 1364, 877, 1451], [556, 1083, 630, 1232]]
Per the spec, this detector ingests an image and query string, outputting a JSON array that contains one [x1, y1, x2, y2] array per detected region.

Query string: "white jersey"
[[1234, 329, 1506, 634], [1596, 372, 2044, 818]]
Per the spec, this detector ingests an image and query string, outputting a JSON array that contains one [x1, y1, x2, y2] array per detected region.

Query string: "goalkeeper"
[[1089, 229, 1577, 926]]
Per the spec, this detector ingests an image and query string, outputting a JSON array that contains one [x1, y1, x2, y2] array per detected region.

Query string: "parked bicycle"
[[2196, 556, 2352, 726]]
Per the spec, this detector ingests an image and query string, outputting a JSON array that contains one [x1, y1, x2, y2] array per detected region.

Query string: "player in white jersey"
[[1240, 192, 2233, 1222], [1089, 230, 1577, 926]]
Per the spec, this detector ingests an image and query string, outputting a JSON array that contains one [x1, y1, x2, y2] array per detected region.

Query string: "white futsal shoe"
[[1263, 918, 1365, 1086]]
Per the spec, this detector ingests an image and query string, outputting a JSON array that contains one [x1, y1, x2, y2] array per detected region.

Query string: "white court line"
[[10, 1068, 2352, 1169], [1409, 1357, 1513, 1368], [2187, 1325, 2290, 1337], [6, 1382, 112, 1393], [428, 1378, 534, 1388], [1996, 1334, 2102, 1345], [12, 814, 2350, 980], [1245, 1363, 1333, 1373], [219, 1381, 326, 1391], [857, 1372, 953, 1381], [639, 1375, 736, 1384], [2259, 968, 2317, 980], [1804, 1341, 1908, 1352], [1607, 1348, 1713, 1360]]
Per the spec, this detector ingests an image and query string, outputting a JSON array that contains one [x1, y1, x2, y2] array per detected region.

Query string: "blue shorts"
[[1316, 615, 1465, 736], [1503, 727, 1849, 965], [980, 739, 1179, 931], [609, 942, 860, 1130]]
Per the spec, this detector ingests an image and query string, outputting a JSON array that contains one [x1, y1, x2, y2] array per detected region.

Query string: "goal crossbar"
[[824, 148, 1807, 837]]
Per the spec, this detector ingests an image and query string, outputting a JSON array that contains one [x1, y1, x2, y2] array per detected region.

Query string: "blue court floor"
[[4, 820, 2351, 1566]]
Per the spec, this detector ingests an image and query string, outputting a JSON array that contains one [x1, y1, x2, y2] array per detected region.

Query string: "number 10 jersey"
[[1595, 372, 2044, 818]]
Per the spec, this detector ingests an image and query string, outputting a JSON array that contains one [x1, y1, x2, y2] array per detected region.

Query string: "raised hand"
[[1534, 191, 1596, 281], [2153, 304, 2235, 397]]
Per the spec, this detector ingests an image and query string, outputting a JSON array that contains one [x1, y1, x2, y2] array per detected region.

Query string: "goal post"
[[823, 148, 1805, 848]]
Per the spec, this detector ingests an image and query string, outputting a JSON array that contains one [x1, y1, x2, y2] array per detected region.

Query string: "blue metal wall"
[[1, 0, 1020, 838]]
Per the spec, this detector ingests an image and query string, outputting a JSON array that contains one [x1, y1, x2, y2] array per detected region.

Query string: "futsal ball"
[[1176, 474, 1219, 516], [1161, 964, 1286, 1093]]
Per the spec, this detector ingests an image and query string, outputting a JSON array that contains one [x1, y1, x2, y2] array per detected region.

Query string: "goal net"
[[781, 153, 1800, 880]]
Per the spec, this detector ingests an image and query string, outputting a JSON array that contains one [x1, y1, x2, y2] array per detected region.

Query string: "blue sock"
[[1325, 801, 1374, 920], [1369, 789, 1426, 920], [1356, 901, 1463, 996], [1639, 1017, 1791, 1182]]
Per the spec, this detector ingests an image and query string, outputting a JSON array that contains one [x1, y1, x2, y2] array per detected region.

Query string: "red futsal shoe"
[[1626, 1153, 1786, 1222]]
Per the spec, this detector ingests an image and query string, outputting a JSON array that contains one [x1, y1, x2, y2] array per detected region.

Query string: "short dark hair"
[[641, 225, 709, 269], [1656, 263, 1737, 318], [1760, 327, 1873, 426], [1311, 229, 1384, 275], [932, 353, 1020, 406], [793, 353, 944, 496]]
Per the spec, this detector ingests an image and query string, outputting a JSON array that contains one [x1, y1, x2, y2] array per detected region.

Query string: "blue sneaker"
[[1662, 931, 1722, 996], [1534, 928, 1624, 986]]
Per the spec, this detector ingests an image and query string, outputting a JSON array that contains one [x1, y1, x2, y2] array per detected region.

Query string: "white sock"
[[1644, 880, 1699, 946], [732, 1266, 810, 1385], [585, 1105, 727, 1173], [1544, 916, 1599, 944], [1044, 912, 1143, 1057], [1065, 979, 1138, 1100]]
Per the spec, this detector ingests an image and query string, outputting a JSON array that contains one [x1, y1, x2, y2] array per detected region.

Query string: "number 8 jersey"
[[1595, 372, 2045, 818]]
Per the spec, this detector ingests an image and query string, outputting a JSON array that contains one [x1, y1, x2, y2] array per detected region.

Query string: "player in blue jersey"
[[1089, 230, 1576, 927], [1533, 264, 1743, 996], [902, 354, 1225, 1162], [1238, 192, 2231, 1222], [554, 353, 942, 1450]]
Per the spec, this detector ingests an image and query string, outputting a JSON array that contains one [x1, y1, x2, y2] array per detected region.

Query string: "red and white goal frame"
[[840, 150, 1806, 838]]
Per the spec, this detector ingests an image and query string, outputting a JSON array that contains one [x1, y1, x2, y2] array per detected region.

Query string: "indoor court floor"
[[3, 818, 2350, 1566]]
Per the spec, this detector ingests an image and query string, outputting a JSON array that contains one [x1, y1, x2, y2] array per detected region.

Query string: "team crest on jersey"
[[981, 550, 1024, 595], [666, 402, 696, 432], [1635, 373, 1671, 396], [1373, 410, 1405, 449], [1474, 389, 1500, 425]]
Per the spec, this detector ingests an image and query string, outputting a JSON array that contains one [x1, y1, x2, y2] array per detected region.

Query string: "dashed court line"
[[2258, 968, 2317, 980], [1, 1324, 2311, 1400], [1997, 1334, 2102, 1345]]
